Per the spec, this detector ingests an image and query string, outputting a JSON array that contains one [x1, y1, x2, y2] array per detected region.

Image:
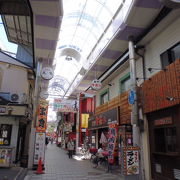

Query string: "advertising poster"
[[123, 147, 139, 175], [33, 132, 46, 165], [0, 148, 12, 167], [36, 100, 48, 132], [108, 124, 118, 163]]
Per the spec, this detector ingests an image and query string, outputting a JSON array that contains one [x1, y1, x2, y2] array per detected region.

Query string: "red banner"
[[36, 100, 48, 132]]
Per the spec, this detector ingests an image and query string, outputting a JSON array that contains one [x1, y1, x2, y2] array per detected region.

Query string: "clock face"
[[40, 91, 49, 99], [41, 67, 54, 80]]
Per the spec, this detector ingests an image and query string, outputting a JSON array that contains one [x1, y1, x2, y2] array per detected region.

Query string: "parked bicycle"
[[90, 148, 108, 168]]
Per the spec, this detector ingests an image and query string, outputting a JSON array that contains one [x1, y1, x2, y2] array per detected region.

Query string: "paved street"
[[25, 144, 123, 180]]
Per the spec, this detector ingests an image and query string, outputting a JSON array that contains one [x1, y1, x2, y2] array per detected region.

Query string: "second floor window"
[[120, 74, 131, 93], [100, 90, 109, 105], [161, 42, 180, 69]]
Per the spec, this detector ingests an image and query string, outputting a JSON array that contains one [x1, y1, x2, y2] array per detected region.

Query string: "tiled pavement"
[[25, 144, 123, 180]]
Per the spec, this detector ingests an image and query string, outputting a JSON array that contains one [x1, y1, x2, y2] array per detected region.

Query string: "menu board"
[[33, 132, 45, 165], [123, 147, 139, 175], [0, 148, 12, 167], [108, 124, 118, 163]]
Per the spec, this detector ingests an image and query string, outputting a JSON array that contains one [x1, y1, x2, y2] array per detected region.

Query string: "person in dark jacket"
[[45, 137, 49, 146]]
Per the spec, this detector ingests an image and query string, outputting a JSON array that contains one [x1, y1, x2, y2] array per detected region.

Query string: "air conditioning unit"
[[10, 93, 27, 104]]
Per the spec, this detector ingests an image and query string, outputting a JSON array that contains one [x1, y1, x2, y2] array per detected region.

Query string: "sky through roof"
[[51, 0, 128, 98]]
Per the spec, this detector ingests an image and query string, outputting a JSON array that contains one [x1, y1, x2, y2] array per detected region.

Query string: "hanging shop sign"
[[91, 79, 102, 90], [108, 124, 118, 163], [88, 108, 118, 129], [81, 114, 89, 128], [40, 67, 54, 80], [154, 117, 172, 126], [36, 100, 48, 132], [33, 132, 46, 165], [123, 147, 140, 175], [0, 148, 12, 167]]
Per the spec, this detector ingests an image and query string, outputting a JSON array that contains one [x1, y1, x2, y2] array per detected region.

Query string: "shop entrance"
[[148, 106, 180, 180]]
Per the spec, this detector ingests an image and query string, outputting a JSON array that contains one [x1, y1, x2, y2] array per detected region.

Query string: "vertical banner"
[[36, 100, 48, 132], [123, 147, 139, 175], [108, 124, 118, 163], [33, 132, 46, 165], [81, 114, 89, 128]]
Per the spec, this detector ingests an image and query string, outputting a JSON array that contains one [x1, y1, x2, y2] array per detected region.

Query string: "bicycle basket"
[[89, 148, 98, 155]]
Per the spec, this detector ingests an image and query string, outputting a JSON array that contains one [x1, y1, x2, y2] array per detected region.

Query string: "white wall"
[[0, 116, 19, 163], [0, 63, 29, 94], [144, 16, 180, 79]]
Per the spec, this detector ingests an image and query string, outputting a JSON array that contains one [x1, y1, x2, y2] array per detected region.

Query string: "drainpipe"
[[135, 46, 146, 80]]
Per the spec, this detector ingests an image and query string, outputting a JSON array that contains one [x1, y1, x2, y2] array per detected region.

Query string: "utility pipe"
[[128, 37, 140, 147]]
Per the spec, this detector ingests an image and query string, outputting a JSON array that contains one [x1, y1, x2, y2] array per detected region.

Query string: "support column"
[[128, 37, 140, 147], [128, 37, 143, 180], [28, 59, 42, 169], [75, 93, 80, 153]]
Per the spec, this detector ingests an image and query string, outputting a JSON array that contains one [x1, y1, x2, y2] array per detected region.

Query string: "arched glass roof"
[[53, 0, 128, 99], [57, 0, 123, 60]]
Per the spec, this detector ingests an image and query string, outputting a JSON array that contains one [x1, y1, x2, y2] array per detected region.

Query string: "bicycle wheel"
[[91, 156, 98, 168], [90, 154, 96, 162]]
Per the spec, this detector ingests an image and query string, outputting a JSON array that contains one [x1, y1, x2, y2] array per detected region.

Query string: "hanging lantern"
[[91, 79, 102, 90]]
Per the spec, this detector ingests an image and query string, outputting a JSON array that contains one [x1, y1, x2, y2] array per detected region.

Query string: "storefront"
[[88, 108, 119, 155], [148, 106, 180, 180], [0, 105, 27, 167]]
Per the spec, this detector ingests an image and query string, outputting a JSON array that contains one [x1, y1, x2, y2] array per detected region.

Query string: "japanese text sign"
[[123, 147, 139, 175], [108, 124, 118, 163], [36, 100, 48, 132]]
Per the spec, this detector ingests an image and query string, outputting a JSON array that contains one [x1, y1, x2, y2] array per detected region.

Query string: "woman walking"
[[67, 138, 74, 159]]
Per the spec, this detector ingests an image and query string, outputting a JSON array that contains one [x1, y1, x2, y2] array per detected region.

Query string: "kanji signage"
[[88, 108, 118, 129], [81, 114, 89, 128], [123, 147, 139, 175], [154, 117, 172, 126], [33, 132, 45, 165], [108, 124, 118, 163], [36, 100, 48, 132]]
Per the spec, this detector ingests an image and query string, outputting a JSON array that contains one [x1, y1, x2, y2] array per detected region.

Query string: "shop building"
[[0, 52, 34, 167]]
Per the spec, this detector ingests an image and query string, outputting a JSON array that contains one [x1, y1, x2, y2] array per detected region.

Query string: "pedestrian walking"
[[67, 138, 74, 159]]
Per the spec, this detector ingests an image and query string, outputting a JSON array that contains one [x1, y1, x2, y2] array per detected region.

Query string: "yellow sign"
[[81, 114, 89, 128]]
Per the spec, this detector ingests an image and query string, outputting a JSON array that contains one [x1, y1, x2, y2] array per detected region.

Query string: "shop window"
[[119, 73, 131, 93], [154, 127, 178, 153], [100, 89, 109, 105], [0, 124, 12, 146], [161, 42, 180, 68]]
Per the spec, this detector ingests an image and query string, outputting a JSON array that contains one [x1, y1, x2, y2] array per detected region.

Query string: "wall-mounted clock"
[[40, 91, 49, 99], [41, 67, 54, 80]]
